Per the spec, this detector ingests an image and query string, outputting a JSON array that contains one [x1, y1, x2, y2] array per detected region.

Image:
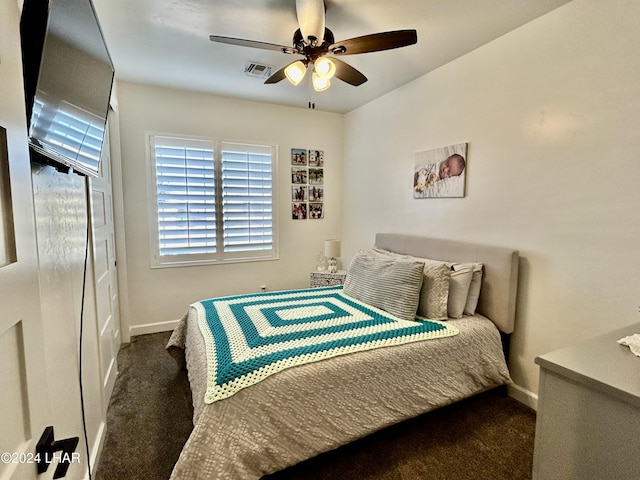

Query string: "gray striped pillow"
[[372, 248, 450, 320], [343, 251, 425, 321]]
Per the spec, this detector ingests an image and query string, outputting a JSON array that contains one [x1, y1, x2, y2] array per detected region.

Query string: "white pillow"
[[447, 264, 474, 318], [463, 263, 484, 315]]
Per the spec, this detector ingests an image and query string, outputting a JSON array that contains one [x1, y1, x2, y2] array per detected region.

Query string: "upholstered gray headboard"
[[375, 233, 519, 334]]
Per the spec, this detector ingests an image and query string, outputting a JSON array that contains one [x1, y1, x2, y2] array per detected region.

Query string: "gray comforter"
[[167, 308, 511, 479]]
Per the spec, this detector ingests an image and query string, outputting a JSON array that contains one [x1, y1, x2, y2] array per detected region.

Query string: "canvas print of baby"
[[413, 142, 468, 198]]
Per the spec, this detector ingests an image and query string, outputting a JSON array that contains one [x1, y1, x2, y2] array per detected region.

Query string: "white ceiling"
[[92, 0, 572, 114]]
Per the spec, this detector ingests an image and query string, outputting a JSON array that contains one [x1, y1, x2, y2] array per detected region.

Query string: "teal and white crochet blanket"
[[196, 286, 458, 404]]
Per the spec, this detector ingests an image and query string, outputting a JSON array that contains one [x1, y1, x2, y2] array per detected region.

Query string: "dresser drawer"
[[310, 271, 347, 288]]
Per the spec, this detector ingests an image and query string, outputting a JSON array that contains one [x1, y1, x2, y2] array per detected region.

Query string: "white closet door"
[[0, 1, 52, 478], [89, 122, 121, 408]]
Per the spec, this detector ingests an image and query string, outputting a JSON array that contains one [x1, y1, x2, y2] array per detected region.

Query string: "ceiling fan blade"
[[331, 58, 367, 86], [209, 35, 298, 54], [329, 30, 417, 55], [295, 0, 325, 45]]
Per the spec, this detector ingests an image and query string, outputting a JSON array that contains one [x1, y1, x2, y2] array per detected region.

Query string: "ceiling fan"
[[209, 0, 417, 92]]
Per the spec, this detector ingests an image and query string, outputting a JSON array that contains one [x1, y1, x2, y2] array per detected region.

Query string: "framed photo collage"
[[291, 148, 324, 220]]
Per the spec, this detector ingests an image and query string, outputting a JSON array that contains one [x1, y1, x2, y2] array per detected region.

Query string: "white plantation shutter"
[[154, 136, 216, 257], [150, 135, 277, 267], [221, 142, 273, 253]]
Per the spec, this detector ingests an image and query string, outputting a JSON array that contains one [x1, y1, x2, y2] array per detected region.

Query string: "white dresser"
[[532, 322, 640, 480]]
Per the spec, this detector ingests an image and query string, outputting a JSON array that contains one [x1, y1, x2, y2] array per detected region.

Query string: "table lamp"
[[324, 239, 341, 273]]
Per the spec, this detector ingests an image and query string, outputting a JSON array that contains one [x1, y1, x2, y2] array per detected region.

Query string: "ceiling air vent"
[[245, 62, 275, 79]]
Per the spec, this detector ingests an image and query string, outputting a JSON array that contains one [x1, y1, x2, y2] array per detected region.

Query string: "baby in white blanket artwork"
[[413, 147, 467, 198]]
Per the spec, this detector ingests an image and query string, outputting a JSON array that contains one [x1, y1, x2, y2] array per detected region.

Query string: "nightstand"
[[310, 270, 347, 288]]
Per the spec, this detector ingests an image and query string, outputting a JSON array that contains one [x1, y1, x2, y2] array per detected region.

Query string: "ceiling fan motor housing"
[[293, 27, 335, 60]]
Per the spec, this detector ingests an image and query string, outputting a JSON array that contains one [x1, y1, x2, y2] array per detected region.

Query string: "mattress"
[[167, 302, 511, 480]]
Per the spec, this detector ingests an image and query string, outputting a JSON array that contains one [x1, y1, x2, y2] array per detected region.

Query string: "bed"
[[166, 233, 519, 480]]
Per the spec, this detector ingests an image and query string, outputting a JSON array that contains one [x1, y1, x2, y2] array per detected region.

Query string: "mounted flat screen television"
[[20, 0, 114, 177]]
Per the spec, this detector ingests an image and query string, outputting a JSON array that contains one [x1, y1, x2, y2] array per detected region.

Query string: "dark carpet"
[[95, 332, 537, 480]]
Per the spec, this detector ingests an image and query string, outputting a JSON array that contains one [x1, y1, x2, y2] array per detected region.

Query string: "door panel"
[[0, 322, 30, 456], [89, 124, 121, 405], [0, 1, 52, 478], [0, 127, 16, 267]]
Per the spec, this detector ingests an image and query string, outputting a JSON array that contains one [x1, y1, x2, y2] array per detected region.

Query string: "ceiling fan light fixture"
[[314, 57, 336, 80], [312, 72, 331, 92], [285, 60, 307, 85]]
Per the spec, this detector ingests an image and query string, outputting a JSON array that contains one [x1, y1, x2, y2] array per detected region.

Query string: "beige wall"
[[342, 0, 640, 403], [115, 82, 344, 334]]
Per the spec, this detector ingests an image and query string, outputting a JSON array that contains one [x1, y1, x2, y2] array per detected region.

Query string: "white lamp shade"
[[324, 239, 341, 258], [312, 72, 331, 91], [285, 60, 307, 85], [314, 57, 336, 79]]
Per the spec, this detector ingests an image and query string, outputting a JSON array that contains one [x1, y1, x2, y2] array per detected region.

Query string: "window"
[[150, 135, 277, 267]]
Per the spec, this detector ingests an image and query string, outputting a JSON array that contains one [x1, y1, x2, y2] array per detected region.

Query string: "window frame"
[[147, 133, 279, 268]]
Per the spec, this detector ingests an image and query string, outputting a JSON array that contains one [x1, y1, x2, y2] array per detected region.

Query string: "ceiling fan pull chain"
[[308, 82, 314, 109]]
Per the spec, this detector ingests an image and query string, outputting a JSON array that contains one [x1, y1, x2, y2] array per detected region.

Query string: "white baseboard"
[[89, 420, 106, 477], [508, 383, 538, 411], [129, 319, 180, 337]]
